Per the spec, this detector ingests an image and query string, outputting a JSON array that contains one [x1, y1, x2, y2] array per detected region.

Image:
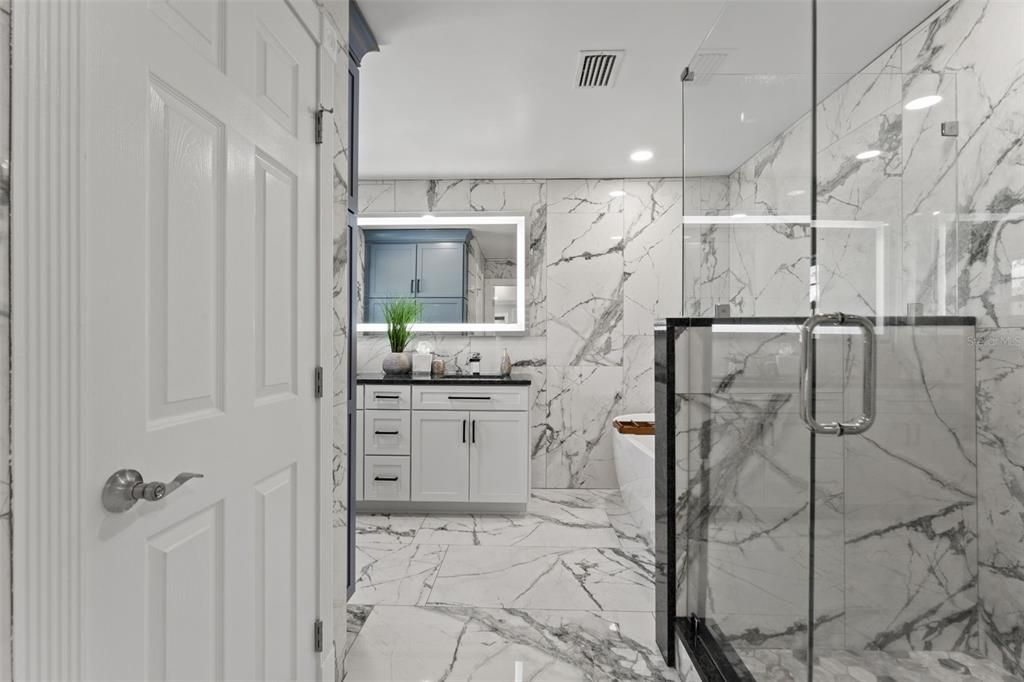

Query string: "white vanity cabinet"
[[356, 378, 531, 511]]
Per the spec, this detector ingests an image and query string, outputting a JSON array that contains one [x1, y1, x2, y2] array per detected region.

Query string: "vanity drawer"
[[412, 385, 529, 411], [363, 456, 411, 501], [364, 409, 412, 455], [363, 385, 411, 410]]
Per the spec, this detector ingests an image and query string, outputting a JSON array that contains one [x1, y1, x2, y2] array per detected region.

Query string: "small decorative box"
[[412, 352, 433, 376]]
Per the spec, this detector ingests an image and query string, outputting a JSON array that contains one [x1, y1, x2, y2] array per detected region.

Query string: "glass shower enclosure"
[[662, 0, 1024, 679]]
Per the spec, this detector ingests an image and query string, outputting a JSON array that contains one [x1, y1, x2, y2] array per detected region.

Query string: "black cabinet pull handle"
[[374, 430, 400, 435], [447, 396, 491, 401], [375, 394, 401, 399], [416, 278, 421, 293], [374, 475, 399, 482], [410, 279, 415, 294], [462, 419, 467, 443], [471, 420, 476, 444]]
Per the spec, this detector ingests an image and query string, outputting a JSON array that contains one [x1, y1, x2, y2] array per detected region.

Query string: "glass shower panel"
[[680, 2, 816, 679]]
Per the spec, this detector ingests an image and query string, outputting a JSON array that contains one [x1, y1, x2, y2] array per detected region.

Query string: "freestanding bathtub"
[[612, 413, 655, 548]]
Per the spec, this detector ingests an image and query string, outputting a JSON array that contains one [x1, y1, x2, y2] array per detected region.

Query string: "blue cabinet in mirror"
[[357, 215, 526, 333]]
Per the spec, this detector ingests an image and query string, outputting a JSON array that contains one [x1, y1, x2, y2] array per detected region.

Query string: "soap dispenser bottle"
[[469, 352, 481, 376], [500, 348, 512, 378]]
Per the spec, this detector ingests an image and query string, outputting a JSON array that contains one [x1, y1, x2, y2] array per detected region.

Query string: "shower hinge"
[[313, 618, 324, 652], [681, 67, 695, 83], [941, 121, 959, 137], [314, 366, 324, 399]]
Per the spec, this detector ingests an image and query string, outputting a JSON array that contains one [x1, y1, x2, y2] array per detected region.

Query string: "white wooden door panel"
[[81, 1, 321, 680]]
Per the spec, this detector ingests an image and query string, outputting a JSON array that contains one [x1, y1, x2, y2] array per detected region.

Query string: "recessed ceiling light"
[[905, 95, 943, 111], [630, 149, 654, 162], [856, 149, 882, 160], [609, 190, 626, 197], [787, 189, 806, 197]]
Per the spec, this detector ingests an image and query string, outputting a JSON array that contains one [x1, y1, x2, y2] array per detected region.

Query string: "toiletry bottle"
[[469, 352, 481, 376], [500, 348, 512, 377]]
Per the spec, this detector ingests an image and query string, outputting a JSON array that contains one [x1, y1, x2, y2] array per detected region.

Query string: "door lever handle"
[[102, 469, 204, 513]]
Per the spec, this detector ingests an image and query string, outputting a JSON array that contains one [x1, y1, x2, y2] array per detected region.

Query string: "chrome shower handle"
[[798, 313, 877, 436]]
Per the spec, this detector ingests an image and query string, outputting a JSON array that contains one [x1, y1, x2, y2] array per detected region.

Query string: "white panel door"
[[469, 412, 530, 503], [411, 411, 470, 502], [81, 1, 320, 680]]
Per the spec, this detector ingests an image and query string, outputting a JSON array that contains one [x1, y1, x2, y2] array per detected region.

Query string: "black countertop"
[[357, 373, 532, 386]]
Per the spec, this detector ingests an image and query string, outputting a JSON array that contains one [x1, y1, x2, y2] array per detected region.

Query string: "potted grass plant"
[[381, 297, 422, 375]]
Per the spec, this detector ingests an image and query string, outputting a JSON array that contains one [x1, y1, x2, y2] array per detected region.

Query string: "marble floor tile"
[[413, 509, 621, 548], [530, 488, 652, 551], [343, 605, 674, 682], [349, 543, 447, 606], [355, 513, 426, 545], [427, 545, 655, 612], [737, 647, 1017, 682]]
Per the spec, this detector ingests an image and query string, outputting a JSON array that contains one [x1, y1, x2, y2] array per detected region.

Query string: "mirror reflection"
[[357, 216, 524, 330]]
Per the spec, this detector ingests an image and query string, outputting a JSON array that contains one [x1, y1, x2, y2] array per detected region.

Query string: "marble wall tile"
[[543, 366, 623, 488], [623, 180, 684, 336], [817, 44, 903, 150], [358, 180, 395, 213], [975, 327, 1024, 673], [326, 1, 350, 674], [623, 335, 656, 415], [546, 210, 625, 366]]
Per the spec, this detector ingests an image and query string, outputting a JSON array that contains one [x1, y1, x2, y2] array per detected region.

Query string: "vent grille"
[[687, 50, 731, 85], [575, 50, 624, 88]]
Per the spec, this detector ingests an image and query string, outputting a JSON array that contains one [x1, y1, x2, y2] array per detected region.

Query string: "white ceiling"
[[357, 0, 948, 179]]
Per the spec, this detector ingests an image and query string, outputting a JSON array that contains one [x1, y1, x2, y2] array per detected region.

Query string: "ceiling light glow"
[[856, 149, 882, 160], [905, 95, 943, 111], [630, 149, 654, 162]]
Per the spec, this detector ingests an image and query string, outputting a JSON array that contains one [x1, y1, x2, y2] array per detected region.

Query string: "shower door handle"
[[798, 312, 877, 436]]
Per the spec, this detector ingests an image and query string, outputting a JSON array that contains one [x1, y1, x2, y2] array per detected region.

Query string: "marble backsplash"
[[357, 178, 730, 489]]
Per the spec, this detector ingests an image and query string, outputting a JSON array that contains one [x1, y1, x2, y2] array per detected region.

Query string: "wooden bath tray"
[[613, 419, 655, 435]]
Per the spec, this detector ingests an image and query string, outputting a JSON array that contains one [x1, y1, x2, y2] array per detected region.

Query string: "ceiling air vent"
[[686, 50, 732, 85], [575, 50, 624, 88]]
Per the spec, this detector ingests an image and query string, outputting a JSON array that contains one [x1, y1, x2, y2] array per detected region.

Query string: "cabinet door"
[[416, 243, 465, 297], [417, 297, 466, 323], [367, 242, 417, 299], [411, 410, 470, 502], [469, 411, 529, 503]]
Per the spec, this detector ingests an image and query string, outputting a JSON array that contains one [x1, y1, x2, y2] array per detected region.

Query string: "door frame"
[[10, 1, 340, 678]]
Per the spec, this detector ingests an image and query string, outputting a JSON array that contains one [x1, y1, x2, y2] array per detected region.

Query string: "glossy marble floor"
[[342, 489, 674, 681], [738, 647, 1020, 681]]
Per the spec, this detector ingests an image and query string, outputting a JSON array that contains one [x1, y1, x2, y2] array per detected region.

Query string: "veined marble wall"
[[678, 0, 1024, 674], [358, 178, 729, 488], [323, 0, 351, 677]]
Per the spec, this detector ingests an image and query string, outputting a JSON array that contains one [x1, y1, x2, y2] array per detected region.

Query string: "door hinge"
[[313, 618, 324, 652], [314, 366, 324, 399], [315, 105, 334, 145]]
